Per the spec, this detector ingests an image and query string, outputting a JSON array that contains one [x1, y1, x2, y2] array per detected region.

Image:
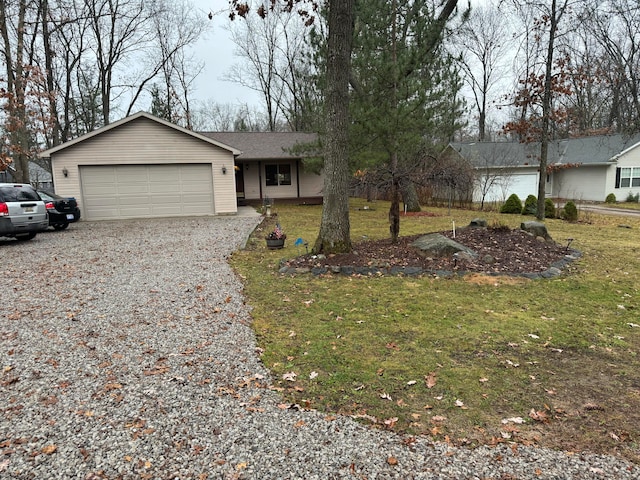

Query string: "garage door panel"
[[80, 164, 214, 220]]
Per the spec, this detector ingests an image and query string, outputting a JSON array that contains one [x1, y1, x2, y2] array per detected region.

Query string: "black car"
[[37, 190, 81, 230]]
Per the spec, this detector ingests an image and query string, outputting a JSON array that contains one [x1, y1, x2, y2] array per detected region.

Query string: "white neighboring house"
[[39, 112, 323, 221], [445, 133, 640, 203]]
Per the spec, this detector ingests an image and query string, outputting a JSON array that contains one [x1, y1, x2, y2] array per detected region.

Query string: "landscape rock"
[[411, 233, 478, 258], [469, 218, 488, 228], [521, 221, 553, 241]]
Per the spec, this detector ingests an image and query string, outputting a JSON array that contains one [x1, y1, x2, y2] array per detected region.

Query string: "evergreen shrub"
[[544, 198, 556, 219], [605, 193, 616, 204], [522, 195, 537, 215], [563, 200, 578, 222], [500, 194, 523, 214]]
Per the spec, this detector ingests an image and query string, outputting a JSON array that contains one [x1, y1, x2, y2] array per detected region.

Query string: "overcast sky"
[[186, 0, 494, 111], [188, 0, 262, 107]]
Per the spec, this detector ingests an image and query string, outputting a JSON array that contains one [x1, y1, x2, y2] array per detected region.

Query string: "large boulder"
[[411, 233, 477, 258], [520, 221, 553, 242]]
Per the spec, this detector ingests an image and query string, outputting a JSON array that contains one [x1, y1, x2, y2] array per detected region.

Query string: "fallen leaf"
[[406, 380, 417, 386], [309, 371, 318, 380], [529, 409, 549, 423], [42, 444, 57, 455], [479, 377, 489, 383], [282, 372, 297, 382], [387, 456, 398, 465], [425, 372, 437, 389], [383, 417, 398, 428], [455, 399, 467, 409], [502, 417, 525, 424], [293, 420, 306, 428], [380, 392, 392, 401]]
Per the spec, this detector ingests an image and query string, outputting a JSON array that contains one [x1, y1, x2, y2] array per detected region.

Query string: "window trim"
[[265, 163, 292, 186]]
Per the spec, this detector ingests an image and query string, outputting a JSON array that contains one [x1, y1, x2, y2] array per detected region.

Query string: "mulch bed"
[[283, 227, 576, 275]]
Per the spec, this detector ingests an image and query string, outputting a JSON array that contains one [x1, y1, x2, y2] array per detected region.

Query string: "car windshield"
[[0, 185, 40, 202]]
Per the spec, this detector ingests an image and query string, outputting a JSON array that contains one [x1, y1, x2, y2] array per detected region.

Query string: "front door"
[[235, 163, 246, 205]]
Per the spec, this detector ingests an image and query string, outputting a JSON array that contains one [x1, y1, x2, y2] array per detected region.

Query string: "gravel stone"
[[1, 216, 638, 479]]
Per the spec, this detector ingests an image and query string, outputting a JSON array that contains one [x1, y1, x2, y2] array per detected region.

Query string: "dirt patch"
[[284, 226, 575, 275]]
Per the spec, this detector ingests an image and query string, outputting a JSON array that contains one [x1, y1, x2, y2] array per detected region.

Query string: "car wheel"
[[16, 233, 37, 241], [53, 223, 69, 230]]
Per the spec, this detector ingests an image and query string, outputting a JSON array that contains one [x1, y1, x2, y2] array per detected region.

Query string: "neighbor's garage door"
[[80, 164, 214, 220], [480, 173, 538, 203]]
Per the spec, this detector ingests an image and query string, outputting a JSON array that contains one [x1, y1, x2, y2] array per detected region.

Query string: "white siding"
[[554, 165, 608, 201], [611, 144, 640, 201]]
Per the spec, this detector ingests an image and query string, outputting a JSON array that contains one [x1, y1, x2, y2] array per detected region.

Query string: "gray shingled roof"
[[450, 134, 640, 168], [200, 132, 318, 160]]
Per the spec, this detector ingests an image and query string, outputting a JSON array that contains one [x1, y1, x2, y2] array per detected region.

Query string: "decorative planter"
[[266, 238, 285, 249]]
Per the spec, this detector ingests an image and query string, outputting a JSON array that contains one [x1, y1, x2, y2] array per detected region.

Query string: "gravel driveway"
[[1, 217, 638, 479]]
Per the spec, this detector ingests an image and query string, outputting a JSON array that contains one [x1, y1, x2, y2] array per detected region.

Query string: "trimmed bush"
[[605, 193, 616, 204], [500, 194, 523, 214], [563, 200, 578, 222], [545, 198, 556, 218], [522, 195, 537, 215]]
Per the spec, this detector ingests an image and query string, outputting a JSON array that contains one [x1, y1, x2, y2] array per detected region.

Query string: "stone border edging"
[[279, 249, 582, 279]]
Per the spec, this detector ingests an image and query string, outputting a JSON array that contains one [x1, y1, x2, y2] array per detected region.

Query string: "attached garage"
[[80, 164, 215, 220], [40, 112, 240, 220], [477, 171, 539, 203]]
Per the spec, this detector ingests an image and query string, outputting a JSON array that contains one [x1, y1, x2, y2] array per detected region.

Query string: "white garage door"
[[80, 164, 214, 220], [477, 173, 539, 203]]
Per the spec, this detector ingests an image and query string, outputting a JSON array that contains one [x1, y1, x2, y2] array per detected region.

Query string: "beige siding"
[[298, 168, 324, 197], [262, 161, 298, 199], [50, 117, 237, 216], [243, 167, 262, 201]]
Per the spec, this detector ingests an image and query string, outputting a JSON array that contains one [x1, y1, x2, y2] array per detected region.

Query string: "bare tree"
[[225, 7, 314, 131], [585, 0, 640, 133], [454, 2, 511, 141], [125, 0, 206, 127], [504, 0, 576, 220]]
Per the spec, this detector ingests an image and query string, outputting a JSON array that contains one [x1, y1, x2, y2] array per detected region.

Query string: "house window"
[[619, 167, 640, 188], [265, 164, 291, 186]]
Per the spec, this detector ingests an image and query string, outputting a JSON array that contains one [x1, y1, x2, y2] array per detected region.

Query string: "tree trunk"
[[537, 0, 562, 221], [313, 0, 354, 254], [400, 179, 421, 212], [389, 173, 400, 243]]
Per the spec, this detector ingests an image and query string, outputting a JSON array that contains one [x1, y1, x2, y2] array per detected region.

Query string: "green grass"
[[231, 200, 640, 462]]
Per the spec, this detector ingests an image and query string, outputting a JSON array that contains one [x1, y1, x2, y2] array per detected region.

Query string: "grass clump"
[[231, 201, 640, 463]]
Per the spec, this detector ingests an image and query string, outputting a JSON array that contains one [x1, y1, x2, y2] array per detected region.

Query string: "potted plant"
[[265, 223, 286, 249]]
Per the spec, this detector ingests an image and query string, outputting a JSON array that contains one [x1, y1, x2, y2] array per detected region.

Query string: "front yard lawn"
[[231, 200, 640, 463]]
